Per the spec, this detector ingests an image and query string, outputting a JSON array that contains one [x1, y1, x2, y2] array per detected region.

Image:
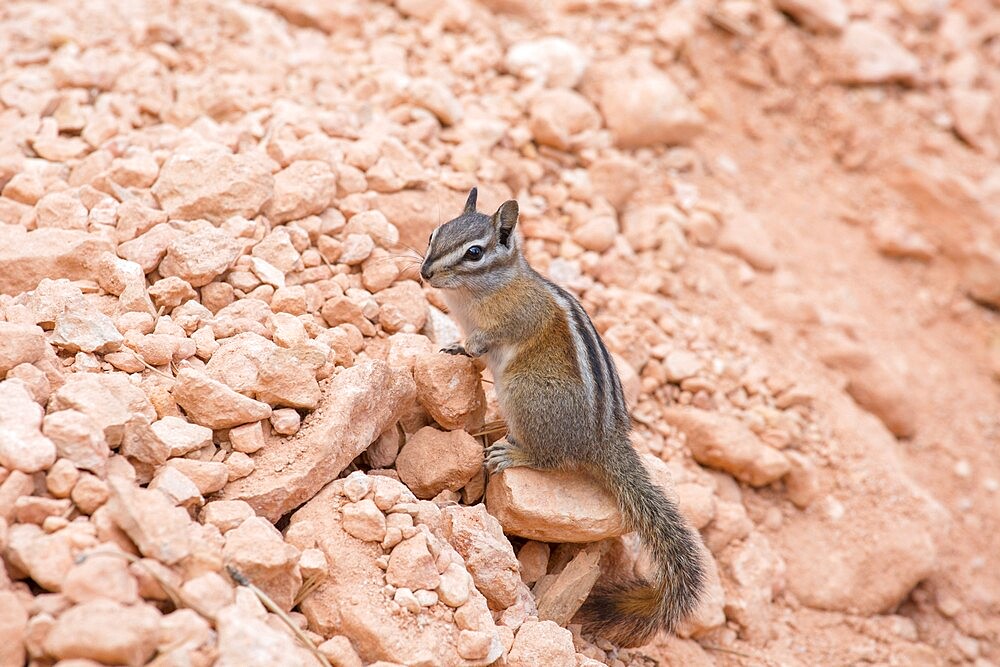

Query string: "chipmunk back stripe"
[[543, 280, 601, 426]]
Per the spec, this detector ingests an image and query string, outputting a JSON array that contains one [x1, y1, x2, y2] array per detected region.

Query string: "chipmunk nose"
[[420, 263, 433, 281]]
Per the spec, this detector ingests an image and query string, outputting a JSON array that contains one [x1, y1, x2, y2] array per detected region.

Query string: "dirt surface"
[[0, 0, 999, 666]]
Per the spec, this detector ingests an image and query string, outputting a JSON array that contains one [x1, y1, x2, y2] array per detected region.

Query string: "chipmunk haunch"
[[422, 187, 706, 646]]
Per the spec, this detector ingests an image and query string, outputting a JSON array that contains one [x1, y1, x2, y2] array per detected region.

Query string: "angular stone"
[[222, 517, 301, 611], [0, 379, 56, 473], [536, 544, 602, 625], [5, 523, 74, 591], [506, 620, 576, 667], [152, 143, 274, 223], [159, 226, 244, 288], [44, 599, 161, 666], [49, 372, 157, 448], [774, 0, 847, 33], [264, 160, 336, 224], [396, 427, 483, 499], [341, 498, 387, 542], [222, 361, 415, 522], [0, 591, 27, 667], [63, 553, 140, 604], [413, 353, 485, 431], [664, 408, 791, 486], [106, 476, 192, 565], [165, 459, 229, 495], [834, 21, 921, 85], [0, 322, 46, 376], [386, 533, 440, 591], [172, 368, 272, 430], [442, 504, 522, 608], [0, 226, 113, 295]]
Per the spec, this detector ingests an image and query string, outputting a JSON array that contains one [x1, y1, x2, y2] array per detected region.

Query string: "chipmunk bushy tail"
[[578, 442, 706, 647]]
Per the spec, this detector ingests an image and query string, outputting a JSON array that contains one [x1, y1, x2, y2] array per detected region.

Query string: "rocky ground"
[[0, 0, 998, 665]]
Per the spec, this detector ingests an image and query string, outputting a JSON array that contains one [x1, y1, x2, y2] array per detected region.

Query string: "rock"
[[223, 516, 301, 611], [149, 465, 203, 508], [159, 226, 244, 288], [0, 379, 57, 473], [963, 246, 1000, 309], [529, 89, 601, 151], [0, 227, 113, 295], [717, 207, 778, 271], [517, 541, 550, 585], [0, 322, 46, 376], [664, 408, 791, 486], [818, 342, 917, 438], [442, 504, 522, 608], [44, 599, 161, 666], [676, 482, 716, 529], [386, 533, 440, 591], [215, 605, 320, 667], [589, 57, 704, 148], [172, 368, 273, 430], [572, 216, 618, 253], [5, 523, 74, 590], [664, 350, 702, 382], [775, 0, 848, 33], [318, 635, 364, 667], [506, 620, 576, 667], [152, 143, 274, 223], [505, 37, 588, 88], [165, 459, 229, 495], [151, 416, 213, 457], [485, 463, 624, 542], [106, 476, 192, 565], [408, 78, 463, 126], [718, 533, 780, 640], [71, 474, 110, 515], [413, 352, 486, 431], [63, 553, 139, 604], [396, 427, 483, 499], [264, 160, 336, 224], [229, 422, 266, 454], [49, 371, 157, 447], [222, 361, 416, 522], [677, 550, 726, 637], [535, 544, 602, 625], [35, 191, 88, 229], [0, 591, 27, 667], [342, 498, 387, 542], [834, 21, 921, 85], [291, 476, 502, 665], [201, 500, 256, 534], [437, 561, 474, 608], [51, 307, 124, 354], [374, 280, 428, 333]]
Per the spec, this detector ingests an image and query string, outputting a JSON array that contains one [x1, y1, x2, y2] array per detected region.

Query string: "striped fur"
[[422, 188, 706, 646]]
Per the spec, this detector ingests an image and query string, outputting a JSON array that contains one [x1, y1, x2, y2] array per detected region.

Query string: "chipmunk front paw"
[[484, 439, 531, 475], [440, 342, 470, 356]]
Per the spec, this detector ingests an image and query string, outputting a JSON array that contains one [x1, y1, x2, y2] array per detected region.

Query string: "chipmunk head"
[[420, 187, 521, 290]]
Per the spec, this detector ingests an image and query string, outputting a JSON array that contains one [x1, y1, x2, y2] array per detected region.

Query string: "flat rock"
[[664, 408, 791, 486], [485, 463, 624, 543], [152, 143, 274, 223], [222, 361, 416, 521], [172, 368, 273, 430], [106, 475, 192, 565], [0, 226, 113, 295], [44, 599, 162, 666]]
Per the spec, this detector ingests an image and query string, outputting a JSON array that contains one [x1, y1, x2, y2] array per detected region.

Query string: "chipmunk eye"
[[464, 245, 484, 261]]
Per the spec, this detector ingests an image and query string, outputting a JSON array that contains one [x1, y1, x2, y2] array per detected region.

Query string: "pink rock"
[[775, 0, 847, 33], [386, 533, 440, 591], [0, 322, 47, 376], [485, 463, 624, 542], [159, 225, 244, 288], [505, 37, 588, 88], [222, 361, 415, 521], [442, 505, 522, 608], [664, 408, 791, 486], [223, 516, 302, 611], [117, 223, 185, 274], [264, 160, 336, 224], [151, 416, 213, 457], [834, 21, 921, 85], [342, 498, 387, 542], [63, 552, 139, 604], [318, 635, 364, 667], [71, 474, 110, 515], [396, 427, 483, 499], [413, 353, 485, 431], [34, 191, 88, 230], [374, 280, 428, 334], [535, 544, 602, 625], [229, 421, 266, 454], [201, 500, 256, 534], [48, 372, 157, 448], [166, 459, 229, 495], [0, 226, 113, 295], [214, 605, 317, 667], [106, 476, 192, 564], [51, 306, 124, 354], [149, 466, 204, 509], [225, 451, 255, 481], [408, 78, 463, 126], [5, 523, 74, 591], [172, 368, 272, 430], [0, 591, 27, 667], [529, 89, 601, 151], [0, 379, 56, 473], [716, 207, 779, 271], [44, 599, 161, 666], [180, 571, 235, 617], [46, 458, 81, 498], [589, 57, 705, 148], [152, 143, 274, 223], [506, 620, 576, 667]]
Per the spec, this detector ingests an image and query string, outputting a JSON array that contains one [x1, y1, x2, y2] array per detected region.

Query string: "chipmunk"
[[419, 188, 705, 647]]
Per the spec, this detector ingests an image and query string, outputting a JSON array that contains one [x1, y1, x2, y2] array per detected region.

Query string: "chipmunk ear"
[[463, 187, 478, 214], [493, 200, 519, 247]]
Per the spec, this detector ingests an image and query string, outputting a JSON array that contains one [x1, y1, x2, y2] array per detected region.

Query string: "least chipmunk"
[[420, 188, 705, 646]]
